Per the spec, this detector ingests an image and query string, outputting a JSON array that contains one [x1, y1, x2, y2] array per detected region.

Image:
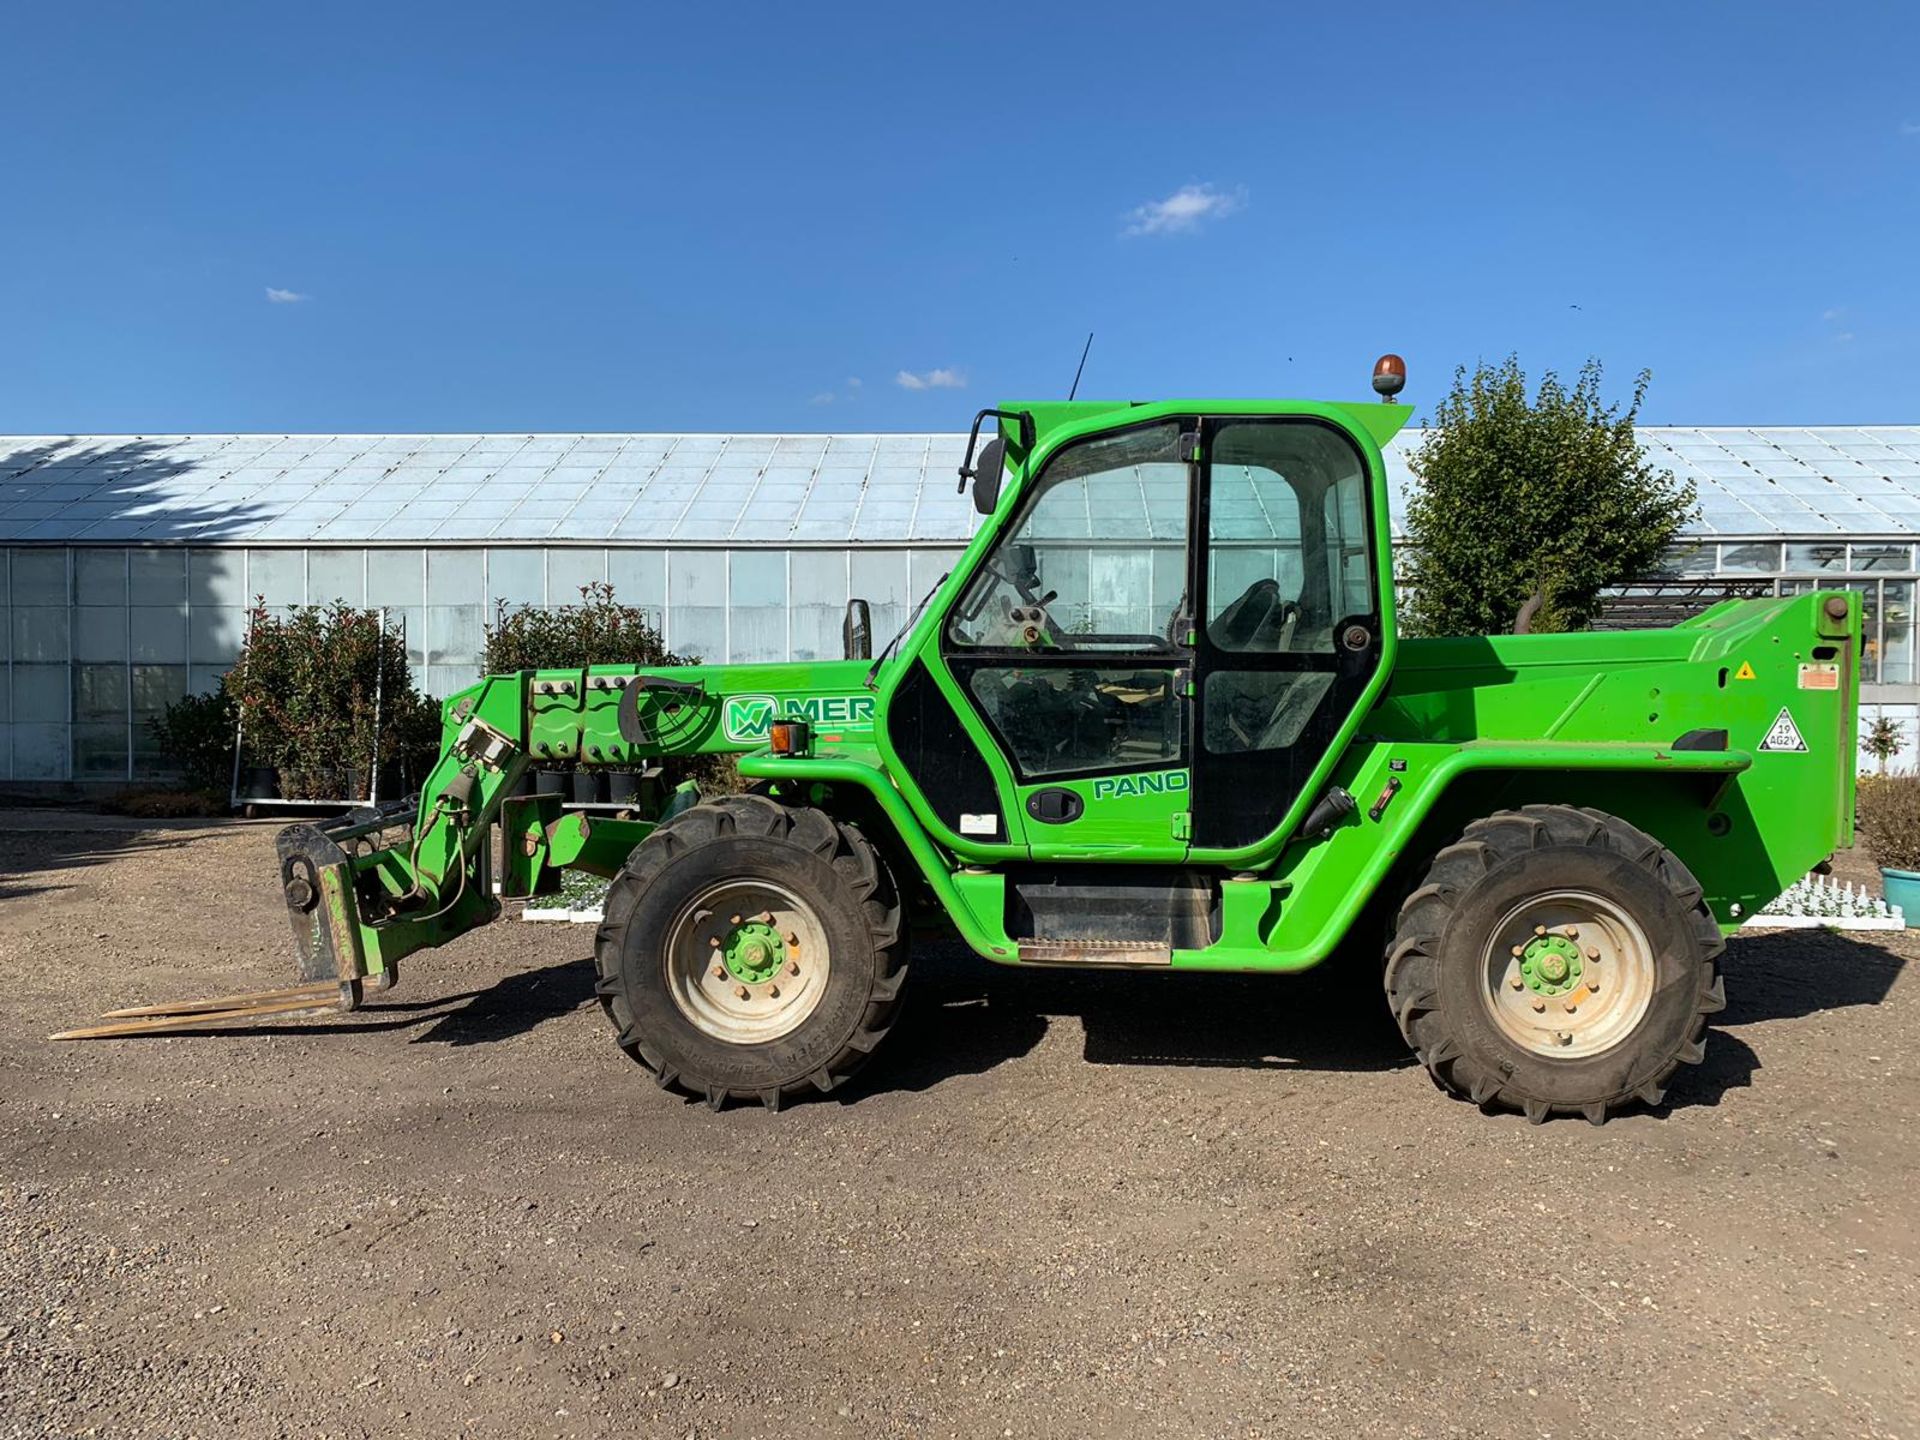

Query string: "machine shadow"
[[209, 918, 1906, 1119], [854, 939, 1414, 1102], [225, 957, 598, 1045], [1717, 926, 1906, 1024]]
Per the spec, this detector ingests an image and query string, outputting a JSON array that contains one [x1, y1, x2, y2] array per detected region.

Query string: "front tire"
[[1385, 804, 1726, 1124], [593, 794, 908, 1111]]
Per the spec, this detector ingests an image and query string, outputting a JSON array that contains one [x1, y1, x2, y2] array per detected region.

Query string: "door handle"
[[1026, 789, 1085, 824]]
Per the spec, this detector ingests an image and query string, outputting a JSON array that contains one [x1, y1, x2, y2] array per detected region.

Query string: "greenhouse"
[[0, 425, 1916, 783]]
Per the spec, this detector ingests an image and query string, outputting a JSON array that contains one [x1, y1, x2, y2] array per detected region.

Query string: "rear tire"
[[1384, 804, 1726, 1125], [593, 794, 907, 1111]]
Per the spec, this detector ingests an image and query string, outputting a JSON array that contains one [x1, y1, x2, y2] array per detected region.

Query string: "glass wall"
[[1, 544, 962, 781], [2, 536, 1912, 782]]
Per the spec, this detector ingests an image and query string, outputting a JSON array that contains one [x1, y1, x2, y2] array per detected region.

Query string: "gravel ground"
[[1, 809, 1916, 1439]]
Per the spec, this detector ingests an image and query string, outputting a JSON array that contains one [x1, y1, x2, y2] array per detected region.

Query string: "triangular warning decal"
[[1758, 707, 1807, 753], [1734, 661, 1756, 681]]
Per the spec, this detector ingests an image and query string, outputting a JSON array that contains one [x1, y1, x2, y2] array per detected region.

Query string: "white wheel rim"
[[1480, 889, 1657, 1060], [664, 879, 830, 1044]]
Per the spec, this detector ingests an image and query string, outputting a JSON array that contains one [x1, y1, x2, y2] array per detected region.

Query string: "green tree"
[[1402, 356, 1697, 637]]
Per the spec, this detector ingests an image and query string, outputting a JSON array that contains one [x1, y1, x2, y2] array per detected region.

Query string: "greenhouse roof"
[[2, 426, 1919, 546]]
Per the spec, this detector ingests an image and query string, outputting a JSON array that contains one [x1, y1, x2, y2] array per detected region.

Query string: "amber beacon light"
[[1372, 353, 1406, 400]]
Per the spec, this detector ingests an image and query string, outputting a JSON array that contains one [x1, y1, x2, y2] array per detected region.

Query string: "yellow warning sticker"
[[1734, 661, 1757, 681]]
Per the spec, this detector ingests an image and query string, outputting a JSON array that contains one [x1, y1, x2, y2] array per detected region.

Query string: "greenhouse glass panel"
[[425, 548, 483, 604], [74, 550, 127, 606], [1785, 542, 1847, 573], [1883, 581, 1915, 686], [487, 548, 546, 607], [547, 548, 608, 601], [74, 663, 126, 721], [189, 606, 246, 665], [13, 723, 69, 779], [131, 605, 189, 663], [1850, 543, 1913, 572], [789, 551, 849, 663], [606, 550, 665, 611], [9, 549, 66, 604], [426, 605, 484, 666], [308, 549, 366, 605], [1717, 542, 1781, 573], [13, 607, 70, 662], [129, 549, 185, 604], [365, 550, 425, 607], [74, 606, 128, 662], [248, 549, 305, 605]]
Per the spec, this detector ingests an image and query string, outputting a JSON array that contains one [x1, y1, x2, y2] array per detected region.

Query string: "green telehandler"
[[60, 361, 1861, 1124]]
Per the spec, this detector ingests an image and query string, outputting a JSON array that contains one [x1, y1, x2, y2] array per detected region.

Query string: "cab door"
[[931, 418, 1196, 859], [1188, 416, 1386, 853]]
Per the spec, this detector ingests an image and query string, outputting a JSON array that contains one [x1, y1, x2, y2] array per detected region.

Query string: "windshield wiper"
[[865, 573, 948, 690]]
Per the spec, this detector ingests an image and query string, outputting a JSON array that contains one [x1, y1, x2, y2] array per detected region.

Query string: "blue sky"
[[2, 2, 1916, 433]]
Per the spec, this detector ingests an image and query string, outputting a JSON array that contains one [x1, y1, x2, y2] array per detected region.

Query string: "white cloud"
[[809, 391, 836, 406], [265, 287, 308, 304], [1122, 182, 1246, 237], [1823, 307, 1843, 322], [1901, 120, 1920, 136], [895, 367, 967, 391], [846, 376, 863, 390]]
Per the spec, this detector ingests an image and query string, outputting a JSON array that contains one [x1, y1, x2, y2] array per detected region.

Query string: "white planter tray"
[[523, 905, 607, 924]]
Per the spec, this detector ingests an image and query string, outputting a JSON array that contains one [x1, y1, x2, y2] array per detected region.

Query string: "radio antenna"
[[1067, 332, 1094, 400]]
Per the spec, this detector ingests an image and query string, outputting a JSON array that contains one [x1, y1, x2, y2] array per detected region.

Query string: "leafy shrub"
[[148, 688, 238, 793], [1857, 774, 1920, 873], [482, 581, 687, 673], [225, 600, 439, 800], [482, 581, 737, 794], [1403, 356, 1698, 637]]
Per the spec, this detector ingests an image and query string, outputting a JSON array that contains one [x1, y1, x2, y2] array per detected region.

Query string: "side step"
[[1016, 939, 1172, 967]]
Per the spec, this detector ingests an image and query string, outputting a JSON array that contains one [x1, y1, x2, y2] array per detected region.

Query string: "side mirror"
[[843, 598, 872, 660], [970, 437, 1005, 516]]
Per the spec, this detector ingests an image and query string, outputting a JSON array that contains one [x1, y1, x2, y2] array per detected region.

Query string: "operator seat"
[[1208, 579, 1281, 650]]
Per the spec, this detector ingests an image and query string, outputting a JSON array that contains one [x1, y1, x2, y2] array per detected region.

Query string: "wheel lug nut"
[[768, 984, 781, 998], [788, 961, 801, 976], [734, 984, 750, 1000], [1588, 976, 1601, 992], [787, 931, 800, 946], [758, 911, 775, 923], [1563, 1000, 1578, 1014], [1586, 947, 1600, 961], [1530, 998, 1546, 1013], [1556, 1031, 1573, 1047], [708, 937, 721, 948], [1534, 925, 1547, 936], [1510, 945, 1524, 958], [1509, 975, 1525, 990], [712, 964, 727, 979], [1563, 926, 1579, 939]]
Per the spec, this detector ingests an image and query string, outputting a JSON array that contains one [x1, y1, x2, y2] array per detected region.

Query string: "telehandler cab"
[[60, 361, 1861, 1124]]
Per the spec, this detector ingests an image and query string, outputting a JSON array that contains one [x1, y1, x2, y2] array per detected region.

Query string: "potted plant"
[[1863, 714, 1906, 775], [226, 600, 438, 805], [480, 581, 736, 802], [1855, 773, 1920, 925]]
